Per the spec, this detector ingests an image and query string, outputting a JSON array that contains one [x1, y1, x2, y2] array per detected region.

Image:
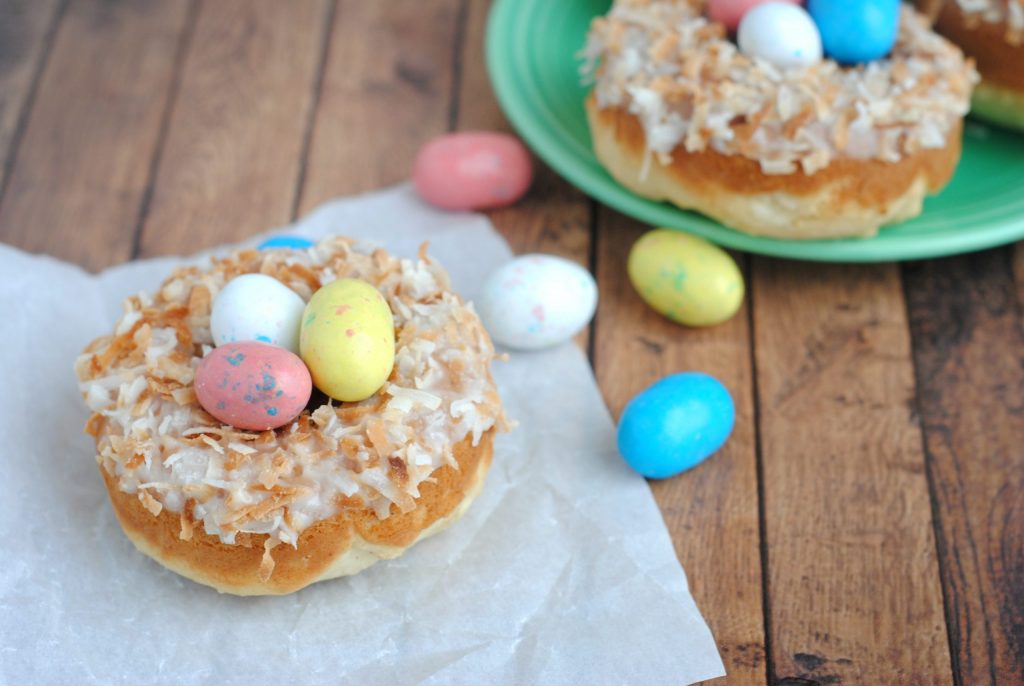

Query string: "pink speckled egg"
[[194, 341, 312, 431], [708, 0, 802, 31], [413, 132, 532, 210]]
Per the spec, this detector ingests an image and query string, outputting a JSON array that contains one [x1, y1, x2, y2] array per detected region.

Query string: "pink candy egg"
[[194, 341, 312, 431], [708, 0, 801, 31], [413, 132, 532, 210]]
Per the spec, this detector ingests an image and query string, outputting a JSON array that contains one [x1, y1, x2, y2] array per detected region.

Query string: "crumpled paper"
[[0, 185, 724, 685]]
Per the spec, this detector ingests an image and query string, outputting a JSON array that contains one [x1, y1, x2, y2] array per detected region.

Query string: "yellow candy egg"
[[299, 278, 395, 402], [627, 229, 744, 327]]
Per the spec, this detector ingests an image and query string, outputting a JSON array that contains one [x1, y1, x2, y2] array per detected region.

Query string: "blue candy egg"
[[258, 235, 315, 250], [617, 372, 735, 479], [808, 0, 900, 64]]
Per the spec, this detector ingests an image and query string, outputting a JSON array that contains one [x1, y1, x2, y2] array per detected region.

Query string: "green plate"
[[485, 0, 1024, 262]]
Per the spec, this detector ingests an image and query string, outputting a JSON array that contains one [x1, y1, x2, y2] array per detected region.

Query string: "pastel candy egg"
[[477, 254, 598, 350], [808, 0, 899, 64], [628, 230, 744, 327], [258, 235, 315, 250], [738, 2, 822, 69], [707, 0, 801, 32], [299, 278, 395, 402], [617, 373, 735, 479], [211, 274, 306, 354], [413, 132, 532, 210], [195, 342, 312, 431]]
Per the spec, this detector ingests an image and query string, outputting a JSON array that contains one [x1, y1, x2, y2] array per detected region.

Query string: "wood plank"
[[1014, 243, 1024, 304], [593, 212, 766, 686], [753, 259, 951, 684], [456, 0, 592, 347], [905, 248, 1024, 685], [137, 0, 330, 257], [297, 0, 460, 214], [0, 0, 62, 195], [0, 0, 191, 271]]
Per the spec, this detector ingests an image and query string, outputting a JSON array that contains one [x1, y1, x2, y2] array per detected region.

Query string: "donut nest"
[[75, 238, 506, 595], [582, 0, 978, 238]]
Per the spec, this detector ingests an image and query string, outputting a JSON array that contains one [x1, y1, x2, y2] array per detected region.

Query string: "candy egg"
[[299, 278, 395, 402], [195, 341, 313, 431], [258, 235, 315, 250], [617, 373, 735, 479], [211, 274, 306, 354], [476, 254, 598, 350], [738, 2, 822, 69], [627, 230, 743, 327], [707, 0, 801, 32], [808, 0, 899, 64], [413, 132, 533, 210]]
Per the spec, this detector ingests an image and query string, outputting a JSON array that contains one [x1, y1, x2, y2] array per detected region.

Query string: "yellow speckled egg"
[[627, 229, 744, 327], [299, 278, 395, 402]]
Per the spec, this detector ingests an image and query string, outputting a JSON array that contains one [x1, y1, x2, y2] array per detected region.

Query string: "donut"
[[581, 1, 977, 239], [75, 238, 506, 595], [919, 0, 1024, 130]]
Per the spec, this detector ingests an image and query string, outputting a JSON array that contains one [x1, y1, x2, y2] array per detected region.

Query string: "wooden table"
[[2, 1, 1021, 684]]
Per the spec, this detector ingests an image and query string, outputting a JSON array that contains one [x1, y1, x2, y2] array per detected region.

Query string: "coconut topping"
[[955, 0, 1024, 43], [581, 0, 977, 175], [76, 238, 506, 555]]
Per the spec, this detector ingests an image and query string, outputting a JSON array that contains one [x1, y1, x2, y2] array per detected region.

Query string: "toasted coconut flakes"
[[139, 490, 163, 516], [228, 441, 257, 455], [201, 435, 225, 454], [258, 539, 278, 582]]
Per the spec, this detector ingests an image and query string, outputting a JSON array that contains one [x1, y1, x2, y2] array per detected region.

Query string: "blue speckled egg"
[[617, 373, 735, 479], [808, 0, 899, 64], [257, 235, 315, 250]]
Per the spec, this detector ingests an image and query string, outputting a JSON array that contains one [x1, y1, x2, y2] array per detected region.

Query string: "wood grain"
[[593, 211, 766, 686], [905, 248, 1024, 685], [0, 0, 191, 271], [136, 0, 329, 258], [1014, 243, 1024, 305], [752, 260, 951, 685], [0, 0, 62, 195], [297, 0, 461, 214]]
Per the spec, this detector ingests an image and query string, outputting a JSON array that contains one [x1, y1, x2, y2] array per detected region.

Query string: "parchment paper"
[[0, 185, 725, 685]]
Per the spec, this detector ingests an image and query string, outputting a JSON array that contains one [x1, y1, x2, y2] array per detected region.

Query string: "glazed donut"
[[581, 1, 977, 239], [920, 0, 1024, 130], [75, 239, 506, 595]]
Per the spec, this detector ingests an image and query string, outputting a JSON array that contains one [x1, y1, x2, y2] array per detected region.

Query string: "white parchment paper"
[[0, 185, 724, 685]]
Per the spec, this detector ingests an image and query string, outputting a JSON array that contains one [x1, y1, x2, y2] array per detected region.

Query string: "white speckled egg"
[[211, 274, 306, 353], [477, 254, 598, 350], [738, 3, 822, 69]]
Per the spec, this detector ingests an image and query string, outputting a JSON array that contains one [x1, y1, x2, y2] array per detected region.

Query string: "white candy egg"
[[738, 2, 823, 69], [211, 274, 306, 353], [477, 254, 598, 351]]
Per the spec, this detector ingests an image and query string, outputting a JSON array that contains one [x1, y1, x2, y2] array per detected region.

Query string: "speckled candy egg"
[[195, 341, 313, 431], [707, 0, 801, 32], [628, 230, 743, 327], [737, 2, 822, 69], [413, 132, 533, 210], [477, 254, 598, 350], [257, 235, 315, 250], [808, 0, 899, 64], [211, 274, 306, 354], [299, 278, 395, 402], [617, 373, 735, 479]]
